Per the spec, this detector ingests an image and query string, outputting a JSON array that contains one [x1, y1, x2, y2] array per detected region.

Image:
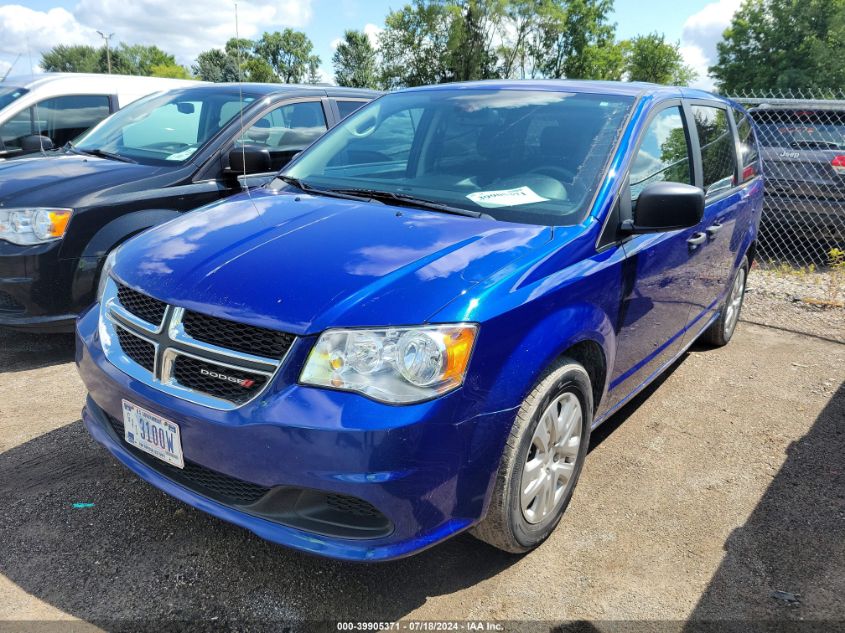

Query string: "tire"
[[471, 358, 593, 553], [702, 256, 749, 347]]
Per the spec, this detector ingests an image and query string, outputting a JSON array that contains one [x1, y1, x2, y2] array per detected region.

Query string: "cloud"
[[363, 23, 383, 49], [679, 0, 742, 90], [0, 0, 314, 68], [0, 5, 95, 55]]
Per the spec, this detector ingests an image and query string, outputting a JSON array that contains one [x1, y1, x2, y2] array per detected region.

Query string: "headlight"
[[97, 249, 118, 303], [0, 208, 73, 245], [300, 324, 478, 404]]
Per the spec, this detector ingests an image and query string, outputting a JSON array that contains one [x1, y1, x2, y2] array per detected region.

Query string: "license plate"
[[121, 399, 184, 469]]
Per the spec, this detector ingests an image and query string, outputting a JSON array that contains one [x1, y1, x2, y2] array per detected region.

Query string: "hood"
[[0, 153, 160, 206], [113, 188, 551, 334]]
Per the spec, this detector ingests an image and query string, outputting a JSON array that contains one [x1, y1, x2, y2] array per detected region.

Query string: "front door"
[[608, 104, 700, 408]]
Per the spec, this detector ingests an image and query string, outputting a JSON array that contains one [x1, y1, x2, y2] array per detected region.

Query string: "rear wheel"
[[702, 257, 748, 347], [471, 358, 592, 553]]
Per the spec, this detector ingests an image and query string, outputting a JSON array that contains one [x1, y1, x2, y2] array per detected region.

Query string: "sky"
[[0, 0, 742, 89]]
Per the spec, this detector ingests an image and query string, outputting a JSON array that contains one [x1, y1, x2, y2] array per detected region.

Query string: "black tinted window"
[[34, 95, 111, 146], [237, 100, 327, 171], [732, 107, 759, 182], [0, 108, 32, 153], [630, 106, 692, 200], [336, 100, 367, 119], [692, 105, 737, 197]]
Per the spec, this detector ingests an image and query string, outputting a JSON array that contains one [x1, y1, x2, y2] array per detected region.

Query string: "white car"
[[0, 73, 199, 158]]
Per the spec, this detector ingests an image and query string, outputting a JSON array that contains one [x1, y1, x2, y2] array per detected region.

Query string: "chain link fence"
[[728, 89, 844, 343]]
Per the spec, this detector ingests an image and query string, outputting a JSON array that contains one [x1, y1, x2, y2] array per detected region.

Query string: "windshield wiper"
[[275, 175, 380, 204], [78, 148, 137, 163], [328, 188, 488, 218]]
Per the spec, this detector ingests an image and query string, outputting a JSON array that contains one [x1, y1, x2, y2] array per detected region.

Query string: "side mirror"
[[227, 146, 271, 177], [21, 135, 54, 152], [623, 181, 704, 233]]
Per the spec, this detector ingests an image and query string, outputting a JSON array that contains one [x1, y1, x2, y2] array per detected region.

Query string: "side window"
[[692, 105, 738, 197], [34, 95, 111, 146], [239, 101, 327, 170], [336, 100, 367, 120], [630, 106, 692, 201], [732, 106, 760, 182], [0, 108, 33, 153]]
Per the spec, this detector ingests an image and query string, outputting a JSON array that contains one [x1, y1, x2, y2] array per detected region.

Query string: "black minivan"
[[0, 83, 377, 332]]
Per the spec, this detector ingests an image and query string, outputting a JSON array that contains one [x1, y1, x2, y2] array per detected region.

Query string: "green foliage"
[[192, 48, 240, 82], [41, 45, 100, 73], [380, 0, 622, 87], [333, 30, 379, 88], [40, 43, 180, 76], [149, 63, 193, 79], [255, 29, 320, 83], [380, 0, 454, 88], [622, 32, 697, 85], [711, 0, 845, 93]]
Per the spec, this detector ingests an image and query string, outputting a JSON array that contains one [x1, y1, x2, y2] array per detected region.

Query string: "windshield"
[[74, 88, 258, 165], [0, 86, 27, 111], [752, 109, 845, 150], [282, 88, 633, 226]]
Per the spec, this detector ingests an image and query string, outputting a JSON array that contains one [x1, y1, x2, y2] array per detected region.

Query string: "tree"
[[41, 42, 184, 76], [379, 1, 454, 88], [622, 32, 696, 85], [445, 0, 504, 81], [255, 29, 318, 83], [192, 48, 240, 82], [111, 44, 177, 75], [711, 0, 845, 93], [41, 45, 100, 73], [150, 63, 193, 79], [332, 30, 379, 88], [306, 57, 322, 84], [538, 0, 620, 79]]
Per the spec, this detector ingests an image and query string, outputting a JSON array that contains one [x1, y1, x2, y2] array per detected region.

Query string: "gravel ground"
[[0, 318, 843, 629], [744, 267, 845, 343]]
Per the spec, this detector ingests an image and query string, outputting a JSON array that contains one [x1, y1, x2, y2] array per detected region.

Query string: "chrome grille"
[[115, 326, 155, 372], [182, 310, 295, 358], [100, 278, 293, 410], [116, 285, 167, 326]]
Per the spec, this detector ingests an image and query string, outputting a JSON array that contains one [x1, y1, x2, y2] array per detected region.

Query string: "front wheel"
[[702, 257, 748, 347], [471, 358, 592, 553]]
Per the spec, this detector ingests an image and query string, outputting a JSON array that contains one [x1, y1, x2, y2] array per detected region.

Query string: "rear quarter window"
[[691, 105, 738, 198]]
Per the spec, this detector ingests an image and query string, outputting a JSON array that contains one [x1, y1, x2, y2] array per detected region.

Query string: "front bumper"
[[0, 240, 80, 332], [76, 304, 514, 561]]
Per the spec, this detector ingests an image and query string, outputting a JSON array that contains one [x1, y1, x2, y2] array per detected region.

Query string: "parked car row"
[[0, 81, 376, 331], [1, 77, 764, 562]]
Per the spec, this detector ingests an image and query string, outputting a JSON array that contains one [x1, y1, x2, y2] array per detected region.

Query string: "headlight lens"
[[0, 208, 73, 245], [97, 249, 118, 303], [300, 324, 478, 404]]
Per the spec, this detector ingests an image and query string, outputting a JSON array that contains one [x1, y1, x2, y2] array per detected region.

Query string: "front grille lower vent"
[[117, 285, 167, 326], [182, 310, 295, 359], [0, 291, 23, 314]]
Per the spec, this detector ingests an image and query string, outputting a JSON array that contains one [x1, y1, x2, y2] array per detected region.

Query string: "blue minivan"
[[75, 81, 763, 561]]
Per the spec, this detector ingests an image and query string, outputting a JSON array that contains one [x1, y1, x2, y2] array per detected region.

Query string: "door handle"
[[706, 223, 723, 239], [687, 232, 707, 248]]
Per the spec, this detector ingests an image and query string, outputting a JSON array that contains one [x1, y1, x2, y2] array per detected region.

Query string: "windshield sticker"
[[165, 149, 196, 161], [467, 186, 549, 208]]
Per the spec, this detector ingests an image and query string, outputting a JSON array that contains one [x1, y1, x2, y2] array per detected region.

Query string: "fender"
[[71, 209, 182, 311]]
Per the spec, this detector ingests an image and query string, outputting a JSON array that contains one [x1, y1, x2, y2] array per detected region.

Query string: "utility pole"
[[96, 31, 114, 74]]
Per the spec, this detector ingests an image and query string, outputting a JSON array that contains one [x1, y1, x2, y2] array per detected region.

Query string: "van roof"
[[1, 72, 199, 89]]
